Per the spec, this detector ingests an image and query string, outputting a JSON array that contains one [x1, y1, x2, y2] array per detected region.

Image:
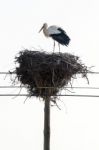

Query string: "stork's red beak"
[[39, 25, 44, 33]]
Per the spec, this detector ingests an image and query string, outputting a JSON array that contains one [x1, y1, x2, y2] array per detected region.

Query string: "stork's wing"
[[57, 27, 66, 34], [47, 26, 61, 35], [49, 27, 70, 46]]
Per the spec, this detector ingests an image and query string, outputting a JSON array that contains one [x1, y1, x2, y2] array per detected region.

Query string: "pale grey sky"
[[0, 0, 99, 150]]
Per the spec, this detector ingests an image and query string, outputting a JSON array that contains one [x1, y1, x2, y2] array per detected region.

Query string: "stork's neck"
[[43, 24, 49, 37]]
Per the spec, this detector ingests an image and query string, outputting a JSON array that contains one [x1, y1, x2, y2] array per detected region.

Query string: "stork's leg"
[[58, 43, 60, 53], [53, 41, 55, 53]]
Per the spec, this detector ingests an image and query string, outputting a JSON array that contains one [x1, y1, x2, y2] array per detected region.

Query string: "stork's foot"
[[58, 43, 60, 54], [53, 48, 55, 53], [53, 41, 55, 53]]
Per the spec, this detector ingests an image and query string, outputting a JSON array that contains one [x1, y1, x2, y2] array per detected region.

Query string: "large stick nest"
[[14, 50, 88, 99]]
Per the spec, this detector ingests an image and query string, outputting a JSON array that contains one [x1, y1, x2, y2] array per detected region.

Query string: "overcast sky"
[[0, 0, 99, 150]]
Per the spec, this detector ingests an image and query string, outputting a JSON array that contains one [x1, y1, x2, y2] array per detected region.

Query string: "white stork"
[[39, 23, 70, 52]]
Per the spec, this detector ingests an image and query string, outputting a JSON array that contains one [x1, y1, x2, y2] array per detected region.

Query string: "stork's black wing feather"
[[50, 28, 70, 46], [57, 27, 66, 34]]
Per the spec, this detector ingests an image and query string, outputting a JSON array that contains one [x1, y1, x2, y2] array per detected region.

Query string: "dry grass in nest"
[[14, 49, 88, 100]]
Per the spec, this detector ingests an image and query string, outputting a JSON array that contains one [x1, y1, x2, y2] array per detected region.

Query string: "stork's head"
[[39, 23, 48, 33]]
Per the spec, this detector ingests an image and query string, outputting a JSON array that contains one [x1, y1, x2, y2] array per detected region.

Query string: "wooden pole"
[[44, 97, 50, 150]]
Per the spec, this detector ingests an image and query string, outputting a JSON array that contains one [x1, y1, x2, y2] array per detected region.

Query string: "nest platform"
[[14, 50, 88, 100]]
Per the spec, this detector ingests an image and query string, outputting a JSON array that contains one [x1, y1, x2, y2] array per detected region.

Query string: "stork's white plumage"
[[39, 23, 70, 52]]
